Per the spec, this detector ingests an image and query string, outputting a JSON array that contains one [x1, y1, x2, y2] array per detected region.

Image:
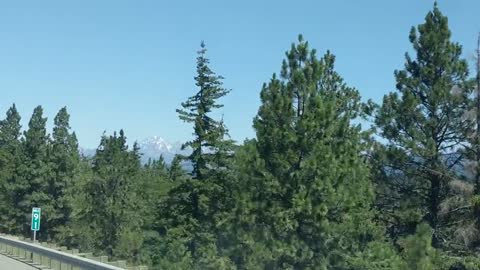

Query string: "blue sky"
[[0, 0, 479, 148]]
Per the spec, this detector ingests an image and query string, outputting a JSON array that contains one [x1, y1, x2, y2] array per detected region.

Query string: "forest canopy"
[[1, 3, 480, 270]]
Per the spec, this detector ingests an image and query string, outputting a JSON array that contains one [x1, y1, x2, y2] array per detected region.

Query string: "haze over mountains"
[[80, 136, 189, 164]]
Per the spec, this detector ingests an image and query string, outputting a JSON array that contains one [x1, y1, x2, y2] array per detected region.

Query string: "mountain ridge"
[[79, 136, 189, 164]]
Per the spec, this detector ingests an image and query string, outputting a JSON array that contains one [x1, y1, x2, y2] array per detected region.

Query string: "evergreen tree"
[[156, 42, 236, 268], [150, 155, 169, 179], [56, 156, 94, 249], [13, 106, 52, 237], [227, 35, 388, 269], [79, 130, 142, 259], [402, 223, 444, 270], [168, 155, 185, 182], [176, 41, 234, 179], [374, 3, 472, 248], [0, 104, 22, 233], [48, 107, 80, 240], [137, 155, 175, 265]]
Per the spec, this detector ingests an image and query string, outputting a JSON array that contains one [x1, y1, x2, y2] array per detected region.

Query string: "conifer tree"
[[80, 130, 142, 258], [48, 107, 80, 239], [0, 104, 22, 233], [137, 155, 175, 265], [176, 41, 234, 179], [227, 35, 389, 269], [168, 155, 185, 182], [156, 42, 235, 268], [402, 223, 444, 270], [374, 3, 472, 248], [139, 155, 171, 229], [14, 106, 52, 237]]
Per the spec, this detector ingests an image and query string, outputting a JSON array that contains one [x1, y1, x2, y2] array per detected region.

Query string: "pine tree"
[[402, 223, 444, 270], [48, 107, 80, 240], [0, 104, 22, 233], [137, 155, 175, 266], [374, 3, 472, 248], [60, 156, 94, 249], [14, 106, 52, 237], [139, 156, 171, 231], [227, 35, 387, 269], [79, 130, 142, 258]]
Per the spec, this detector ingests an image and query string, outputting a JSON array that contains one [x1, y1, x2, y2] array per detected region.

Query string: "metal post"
[[33, 230, 36, 243]]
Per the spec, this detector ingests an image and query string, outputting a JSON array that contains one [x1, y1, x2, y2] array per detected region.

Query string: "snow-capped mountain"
[[79, 136, 189, 165], [137, 136, 187, 164]]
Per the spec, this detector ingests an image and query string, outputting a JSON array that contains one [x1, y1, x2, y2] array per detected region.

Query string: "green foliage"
[[401, 223, 444, 270], [374, 3, 473, 249], [48, 107, 80, 240], [155, 233, 195, 270], [0, 104, 22, 234], [2, 3, 480, 269], [139, 156, 173, 225], [224, 35, 387, 269], [10, 106, 53, 238], [169, 155, 185, 182], [155, 41, 236, 268], [347, 241, 406, 270], [113, 227, 144, 263], [75, 130, 142, 259], [176, 41, 234, 180], [54, 157, 94, 249]]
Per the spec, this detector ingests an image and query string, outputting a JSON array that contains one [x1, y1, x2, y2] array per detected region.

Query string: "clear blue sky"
[[0, 0, 479, 148]]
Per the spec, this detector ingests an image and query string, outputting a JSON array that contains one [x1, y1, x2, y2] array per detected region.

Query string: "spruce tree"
[[374, 3, 472, 248], [0, 104, 22, 233]]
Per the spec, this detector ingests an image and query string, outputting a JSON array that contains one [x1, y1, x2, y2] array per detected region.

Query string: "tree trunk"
[[429, 172, 441, 247]]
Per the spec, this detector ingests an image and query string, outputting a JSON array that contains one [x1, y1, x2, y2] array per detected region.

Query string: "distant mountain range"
[[137, 136, 190, 164], [79, 136, 190, 164]]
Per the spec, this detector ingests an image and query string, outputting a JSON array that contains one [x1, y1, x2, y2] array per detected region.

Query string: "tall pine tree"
[[48, 107, 80, 240], [374, 3, 472, 249], [226, 35, 391, 269], [78, 130, 142, 258], [15, 106, 52, 237], [0, 104, 22, 233]]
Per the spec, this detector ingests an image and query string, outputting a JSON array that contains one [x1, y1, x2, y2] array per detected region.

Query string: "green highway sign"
[[31, 207, 41, 231]]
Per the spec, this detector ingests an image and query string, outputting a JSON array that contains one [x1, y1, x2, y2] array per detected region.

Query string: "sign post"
[[31, 207, 41, 242]]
